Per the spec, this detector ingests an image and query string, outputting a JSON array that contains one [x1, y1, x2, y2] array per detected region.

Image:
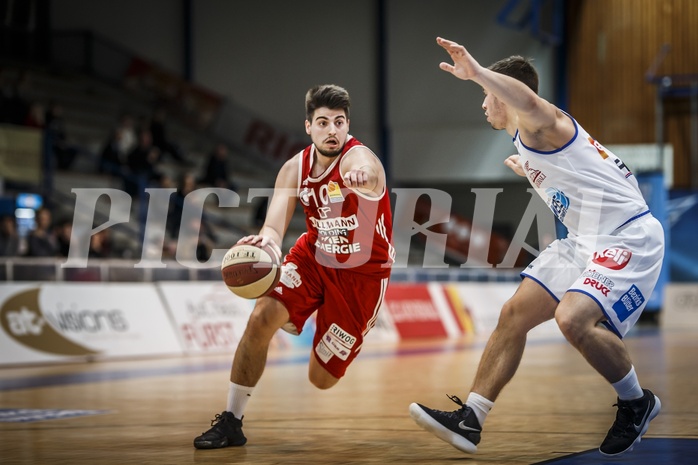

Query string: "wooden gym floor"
[[1, 326, 697, 464]]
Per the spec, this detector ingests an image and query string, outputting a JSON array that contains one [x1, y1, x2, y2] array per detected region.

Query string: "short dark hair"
[[488, 56, 539, 94], [305, 84, 351, 121]]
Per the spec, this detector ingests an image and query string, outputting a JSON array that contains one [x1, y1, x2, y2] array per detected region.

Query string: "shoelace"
[[610, 403, 635, 437], [427, 394, 468, 419], [210, 413, 227, 426]]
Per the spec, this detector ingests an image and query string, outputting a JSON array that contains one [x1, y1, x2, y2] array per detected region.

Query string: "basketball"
[[221, 243, 282, 299]]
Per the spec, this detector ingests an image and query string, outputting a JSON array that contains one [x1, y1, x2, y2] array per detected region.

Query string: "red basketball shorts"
[[269, 234, 390, 378]]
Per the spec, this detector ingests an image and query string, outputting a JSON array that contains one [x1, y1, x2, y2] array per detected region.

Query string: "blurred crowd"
[[0, 206, 109, 259], [0, 70, 241, 261]]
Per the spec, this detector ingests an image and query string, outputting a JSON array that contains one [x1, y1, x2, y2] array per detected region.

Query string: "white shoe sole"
[[409, 403, 478, 454]]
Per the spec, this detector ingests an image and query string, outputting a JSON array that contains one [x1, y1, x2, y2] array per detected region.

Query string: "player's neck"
[[312, 149, 340, 176]]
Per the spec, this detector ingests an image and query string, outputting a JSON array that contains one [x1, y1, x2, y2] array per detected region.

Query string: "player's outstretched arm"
[[340, 147, 386, 197], [436, 36, 573, 148], [438, 37, 550, 125]]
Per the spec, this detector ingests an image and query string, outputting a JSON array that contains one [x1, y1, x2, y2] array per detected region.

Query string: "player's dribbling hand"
[[436, 37, 482, 81], [237, 235, 282, 259], [504, 154, 526, 177]]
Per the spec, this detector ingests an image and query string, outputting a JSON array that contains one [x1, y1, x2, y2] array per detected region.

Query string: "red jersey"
[[297, 136, 394, 277]]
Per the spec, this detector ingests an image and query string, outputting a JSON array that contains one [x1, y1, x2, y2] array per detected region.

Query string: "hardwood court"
[[1, 326, 697, 465]]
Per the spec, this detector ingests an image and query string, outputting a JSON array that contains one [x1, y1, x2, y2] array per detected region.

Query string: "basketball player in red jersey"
[[194, 84, 394, 449]]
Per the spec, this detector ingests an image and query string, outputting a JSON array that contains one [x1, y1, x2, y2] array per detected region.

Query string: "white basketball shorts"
[[521, 213, 665, 338]]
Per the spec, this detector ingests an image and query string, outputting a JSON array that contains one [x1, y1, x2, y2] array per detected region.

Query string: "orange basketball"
[[221, 243, 282, 299]]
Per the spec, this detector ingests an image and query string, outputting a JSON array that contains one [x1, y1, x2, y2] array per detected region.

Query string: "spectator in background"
[[26, 207, 59, 257], [150, 106, 189, 165], [100, 114, 137, 178], [116, 113, 137, 156], [167, 172, 197, 239], [173, 210, 217, 263], [0, 215, 21, 256], [100, 127, 127, 177], [88, 229, 113, 258], [125, 129, 162, 196], [166, 172, 217, 262], [55, 218, 73, 257], [200, 142, 237, 191], [45, 102, 79, 170]]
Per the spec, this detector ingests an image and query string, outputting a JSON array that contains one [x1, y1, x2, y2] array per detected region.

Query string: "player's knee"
[[497, 300, 531, 333], [308, 362, 340, 390], [246, 301, 285, 337], [498, 300, 517, 324], [555, 309, 583, 343], [309, 372, 339, 390]]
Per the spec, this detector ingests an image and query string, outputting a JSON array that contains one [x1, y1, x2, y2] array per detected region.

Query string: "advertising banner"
[[0, 283, 182, 366], [661, 284, 698, 330], [381, 282, 472, 339], [157, 281, 257, 354]]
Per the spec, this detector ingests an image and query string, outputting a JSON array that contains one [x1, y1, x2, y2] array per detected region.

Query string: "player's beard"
[[316, 145, 343, 157]]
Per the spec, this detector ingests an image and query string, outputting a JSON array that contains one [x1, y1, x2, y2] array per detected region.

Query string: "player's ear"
[[305, 119, 311, 135]]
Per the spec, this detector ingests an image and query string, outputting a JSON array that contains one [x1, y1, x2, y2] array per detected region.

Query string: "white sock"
[[466, 392, 494, 427], [612, 366, 644, 401], [226, 382, 254, 419]]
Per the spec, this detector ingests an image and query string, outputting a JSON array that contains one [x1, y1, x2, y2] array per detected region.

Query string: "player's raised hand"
[[436, 37, 483, 81]]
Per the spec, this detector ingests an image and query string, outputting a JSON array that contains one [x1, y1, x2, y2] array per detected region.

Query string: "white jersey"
[[514, 113, 649, 236]]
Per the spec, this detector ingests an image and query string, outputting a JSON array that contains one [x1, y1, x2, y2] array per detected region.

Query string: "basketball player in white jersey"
[[410, 37, 664, 457]]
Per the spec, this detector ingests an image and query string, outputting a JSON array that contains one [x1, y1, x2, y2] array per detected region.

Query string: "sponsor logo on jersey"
[[589, 136, 633, 178], [315, 339, 333, 363], [324, 334, 351, 360], [314, 238, 361, 254], [299, 187, 311, 207], [612, 285, 645, 322], [613, 157, 633, 178], [580, 270, 615, 297], [321, 323, 356, 361], [311, 215, 362, 253], [299, 180, 346, 209], [310, 214, 359, 233], [524, 161, 547, 187], [582, 278, 612, 296], [588, 136, 609, 159], [279, 262, 302, 288], [327, 181, 344, 203], [329, 323, 357, 347], [592, 248, 632, 270], [545, 187, 569, 222]]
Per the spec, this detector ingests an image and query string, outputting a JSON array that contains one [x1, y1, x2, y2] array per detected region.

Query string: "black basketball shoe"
[[193, 411, 247, 449], [599, 388, 661, 456], [409, 395, 481, 453]]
